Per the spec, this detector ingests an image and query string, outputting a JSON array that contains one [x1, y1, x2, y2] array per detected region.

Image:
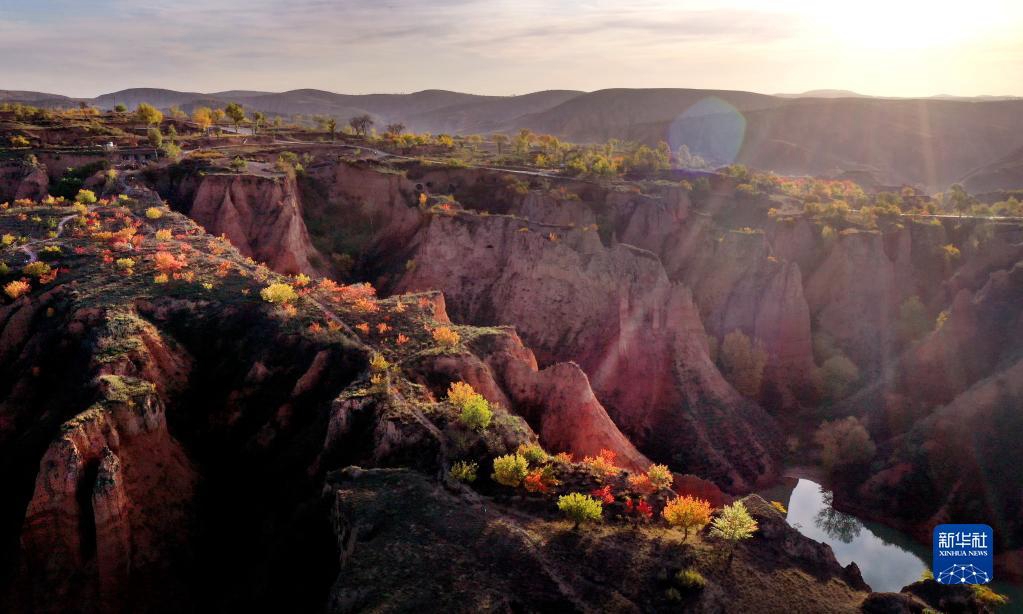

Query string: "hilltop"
[[5, 86, 1023, 189]]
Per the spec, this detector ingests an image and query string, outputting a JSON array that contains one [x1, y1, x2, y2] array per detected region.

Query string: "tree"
[[946, 184, 972, 217], [251, 111, 266, 135], [557, 493, 603, 529], [626, 143, 671, 173], [224, 102, 246, 133], [114, 103, 127, 113], [385, 122, 405, 136], [449, 461, 477, 483], [818, 354, 859, 400], [491, 453, 529, 487], [814, 417, 876, 473], [645, 464, 674, 491], [4, 279, 30, 300], [136, 103, 163, 128], [192, 107, 213, 134], [260, 282, 298, 304], [75, 189, 97, 204], [212, 108, 226, 131], [348, 114, 373, 137], [161, 142, 182, 161], [447, 381, 492, 431], [168, 105, 187, 120], [898, 295, 930, 343], [326, 118, 337, 141], [710, 501, 758, 568], [514, 128, 534, 155], [516, 442, 548, 465], [147, 128, 163, 148], [719, 330, 767, 398], [662, 495, 712, 541], [492, 133, 509, 155], [432, 326, 460, 347]]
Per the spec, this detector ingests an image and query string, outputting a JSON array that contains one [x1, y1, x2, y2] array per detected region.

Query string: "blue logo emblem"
[[933, 524, 993, 584]]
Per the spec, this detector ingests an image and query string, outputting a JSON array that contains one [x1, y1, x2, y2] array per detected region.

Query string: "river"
[[759, 477, 1022, 609]]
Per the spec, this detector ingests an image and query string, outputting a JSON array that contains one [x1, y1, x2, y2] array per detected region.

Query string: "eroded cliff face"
[[407, 297, 653, 473], [546, 186, 820, 410], [3, 300, 199, 614], [385, 211, 780, 491], [0, 161, 48, 203], [804, 229, 903, 371], [8, 201, 725, 611], [185, 172, 322, 275]]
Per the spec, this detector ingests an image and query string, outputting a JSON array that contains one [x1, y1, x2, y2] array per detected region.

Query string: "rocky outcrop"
[[611, 187, 691, 257], [14, 304, 200, 614], [326, 468, 875, 613], [186, 172, 321, 275], [891, 260, 1023, 412], [407, 300, 651, 472], [856, 351, 1023, 566], [675, 228, 817, 407], [19, 384, 197, 614], [948, 221, 1023, 297], [608, 191, 818, 408], [387, 211, 780, 491], [0, 160, 48, 203], [804, 229, 904, 371], [518, 191, 596, 227]]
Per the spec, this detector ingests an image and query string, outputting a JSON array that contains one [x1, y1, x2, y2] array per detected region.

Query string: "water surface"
[[759, 476, 1023, 610]]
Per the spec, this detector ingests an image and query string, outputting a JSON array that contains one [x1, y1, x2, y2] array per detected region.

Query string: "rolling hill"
[[5, 86, 1023, 188]]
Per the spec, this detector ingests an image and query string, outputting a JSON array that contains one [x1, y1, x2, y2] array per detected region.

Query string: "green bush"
[[22, 261, 51, 278], [898, 296, 931, 342], [260, 282, 298, 304], [675, 568, 706, 591], [491, 453, 529, 487], [646, 463, 674, 490], [449, 461, 478, 483], [448, 381, 492, 431], [719, 330, 767, 397], [557, 492, 603, 528], [75, 189, 97, 204], [459, 395, 492, 431], [818, 354, 859, 400], [516, 442, 548, 465], [971, 584, 1009, 608], [814, 417, 876, 472]]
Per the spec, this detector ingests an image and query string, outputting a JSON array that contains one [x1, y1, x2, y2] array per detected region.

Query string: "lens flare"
[[667, 97, 746, 167]]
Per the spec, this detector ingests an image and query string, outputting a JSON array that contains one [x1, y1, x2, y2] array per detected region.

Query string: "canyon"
[[186, 153, 1023, 580], [2, 110, 1020, 612]]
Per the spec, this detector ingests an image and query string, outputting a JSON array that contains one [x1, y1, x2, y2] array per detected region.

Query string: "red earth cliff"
[[186, 172, 322, 275]]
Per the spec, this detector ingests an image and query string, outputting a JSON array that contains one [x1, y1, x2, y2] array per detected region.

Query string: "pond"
[[759, 477, 1022, 607]]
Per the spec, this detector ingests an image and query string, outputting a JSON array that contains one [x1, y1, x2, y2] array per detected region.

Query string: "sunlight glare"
[[805, 0, 1007, 50]]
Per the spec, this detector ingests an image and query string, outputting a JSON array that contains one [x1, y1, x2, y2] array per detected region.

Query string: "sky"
[[1, 0, 1022, 98]]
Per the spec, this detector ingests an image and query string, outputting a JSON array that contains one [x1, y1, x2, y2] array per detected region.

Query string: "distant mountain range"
[[4, 86, 1023, 189]]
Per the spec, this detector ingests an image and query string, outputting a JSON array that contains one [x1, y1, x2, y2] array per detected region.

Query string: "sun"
[[808, 0, 1006, 50]]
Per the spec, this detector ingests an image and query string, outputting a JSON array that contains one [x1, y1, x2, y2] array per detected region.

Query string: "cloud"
[[0, 0, 1020, 97]]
